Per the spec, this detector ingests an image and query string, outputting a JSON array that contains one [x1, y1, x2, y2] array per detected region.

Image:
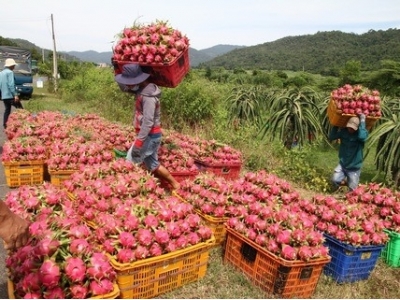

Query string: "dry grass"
[[156, 246, 400, 299]]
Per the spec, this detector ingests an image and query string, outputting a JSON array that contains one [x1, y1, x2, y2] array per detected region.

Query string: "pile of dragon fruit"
[[112, 20, 189, 65], [4, 183, 117, 298], [331, 84, 382, 117], [4, 161, 213, 298], [177, 170, 400, 261]]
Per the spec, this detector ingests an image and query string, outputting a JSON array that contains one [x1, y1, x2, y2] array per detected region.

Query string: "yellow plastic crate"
[[327, 99, 379, 131], [173, 191, 228, 246], [8, 279, 120, 299], [108, 237, 215, 299], [3, 160, 44, 187], [48, 169, 78, 186], [198, 213, 228, 246]]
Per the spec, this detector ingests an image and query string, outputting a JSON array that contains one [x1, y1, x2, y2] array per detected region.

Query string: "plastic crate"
[[48, 169, 79, 186], [323, 233, 384, 283], [327, 99, 379, 131], [108, 237, 214, 299], [381, 229, 400, 268], [159, 169, 199, 190], [113, 48, 190, 88], [197, 213, 227, 246], [8, 279, 120, 299], [195, 160, 242, 180], [3, 160, 44, 187], [173, 191, 227, 246], [224, 228, 330, 298]]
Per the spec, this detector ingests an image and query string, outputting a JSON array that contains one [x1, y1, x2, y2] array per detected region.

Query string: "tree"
[[339, 60, 362, 85], [365, 60, 400, 96]]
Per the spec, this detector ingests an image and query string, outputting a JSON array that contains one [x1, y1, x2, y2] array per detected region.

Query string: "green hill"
[[200, 29, 400, 74]]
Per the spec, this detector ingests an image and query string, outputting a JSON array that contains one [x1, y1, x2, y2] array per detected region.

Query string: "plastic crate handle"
[[221, 167, 231, 174]]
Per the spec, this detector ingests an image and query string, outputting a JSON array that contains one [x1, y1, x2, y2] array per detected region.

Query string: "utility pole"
[[51, 14, 58, 92]]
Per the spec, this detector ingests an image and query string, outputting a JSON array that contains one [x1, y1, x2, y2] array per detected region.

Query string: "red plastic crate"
[[113, 49, 189, 88], [158, 169, 199, 190], [224, 228, 330, 298], [195, 160, 241, 180]]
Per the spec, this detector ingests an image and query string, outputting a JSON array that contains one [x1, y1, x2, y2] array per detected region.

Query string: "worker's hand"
[[0, 212, 29, 252], [14, 95, 19, 102], [130, 145, 141, 159], [358, 113, 366, 123]]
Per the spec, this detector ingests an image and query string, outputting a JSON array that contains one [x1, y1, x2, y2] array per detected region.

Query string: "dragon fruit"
[[65, 257, 86, 282]]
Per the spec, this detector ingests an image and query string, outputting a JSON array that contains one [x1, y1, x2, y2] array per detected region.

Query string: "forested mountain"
[[200, 29, 400, 74]]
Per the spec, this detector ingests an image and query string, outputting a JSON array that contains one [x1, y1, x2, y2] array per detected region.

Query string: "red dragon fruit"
[[149, 243, 163, 257], [39, 259, 61, 288], [281, 245, 298, 260], [69, 238, 92, 255], [116, 248, 136, 263], [65, 257, 86, 282], [136, 228, 154, 246], [43, 286, 65, 299], [69, 284, 89, 299], [89, 278, 114, 296], [119, 231, 136, 248]]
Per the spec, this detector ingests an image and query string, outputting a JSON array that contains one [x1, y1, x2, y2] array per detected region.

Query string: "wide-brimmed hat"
[[346, 116, 360, 130], [4, 58, 17, 67], [115, 64, 150, 85]]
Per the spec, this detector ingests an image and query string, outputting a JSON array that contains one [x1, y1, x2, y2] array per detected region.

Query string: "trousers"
[[2, 98, 23, 128]]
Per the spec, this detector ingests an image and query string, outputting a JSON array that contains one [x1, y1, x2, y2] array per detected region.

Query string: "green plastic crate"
[[381, 229, 400, 268]]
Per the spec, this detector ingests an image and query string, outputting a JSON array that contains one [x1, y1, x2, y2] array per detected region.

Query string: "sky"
[[1, 0, 399, 53]]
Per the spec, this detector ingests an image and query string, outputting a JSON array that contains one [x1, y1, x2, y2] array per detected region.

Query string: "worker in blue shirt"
[[329, 114, 368, 191], [0, 58, 23, 129]]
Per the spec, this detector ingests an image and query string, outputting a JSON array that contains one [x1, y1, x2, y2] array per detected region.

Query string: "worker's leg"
[[143, 136, 180, 190], [346, 169, 361, 191], [331, 164, 346, 190], [153, 165, 180, 190]]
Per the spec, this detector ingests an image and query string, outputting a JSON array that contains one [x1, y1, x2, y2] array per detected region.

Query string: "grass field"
[[19, 87, 400, 299]]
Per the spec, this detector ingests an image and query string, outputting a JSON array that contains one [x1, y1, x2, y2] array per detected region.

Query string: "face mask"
[[131, 85, 140, 92], [124, 85, 139, 93]]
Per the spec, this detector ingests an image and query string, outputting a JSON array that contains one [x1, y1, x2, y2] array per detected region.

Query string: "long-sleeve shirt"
[[329, 121, 368, 170], [133, 83, 162, 148], [0, 68, 17, 100]]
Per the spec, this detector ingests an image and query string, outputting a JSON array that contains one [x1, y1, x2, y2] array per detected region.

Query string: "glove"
[[359, 113, 366, 123], [130, 146, 141, 159]]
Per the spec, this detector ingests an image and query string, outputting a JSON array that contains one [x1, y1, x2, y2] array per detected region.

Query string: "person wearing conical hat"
[[115, 63, 180, 190]]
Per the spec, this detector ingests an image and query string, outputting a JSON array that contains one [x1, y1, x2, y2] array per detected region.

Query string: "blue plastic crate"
[[323, 234, 384, 283]]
